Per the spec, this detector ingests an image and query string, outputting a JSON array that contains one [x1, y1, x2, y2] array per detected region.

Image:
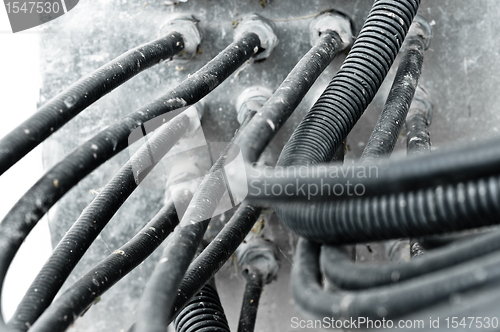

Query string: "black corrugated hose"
[[273, 0, 422, 242], [293, 237, 500, 322], [0, 32, 260, 330], [277, 0, 421, 167], [248, 147, 500, 244], [174, 279, 230, 332], [156, 28, 348, 326], [28, 190, 192, 332], [246, 134, 500, 202], [7, 112, 191, 332], [320, 227, 500, 291], [0, 32, 184, 176]]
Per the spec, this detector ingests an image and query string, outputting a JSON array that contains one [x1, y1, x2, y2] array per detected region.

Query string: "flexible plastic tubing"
[[316, 37, 428, 288], [265, 172, 500, 244], [28, 191, 192, 332], [7, 113, 190, 332], [163, 31, 344, 324], [272, 0, 422, 240], [136, 29, 345, 331], [360, 30, 426, 162], [246, 135, 500, 201], [276, 0, 420, 167], [292, 238, 500, 321], [321, 228, 500, 291], [237, 274, 263, 332], [383, 280, 500, 331], [0, 32, 184, 176], [0, 32, 260, 328], [174, 279, 230, 332]]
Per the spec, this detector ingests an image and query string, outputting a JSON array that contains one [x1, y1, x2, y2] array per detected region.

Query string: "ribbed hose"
[[274, 174, 500, 244], [8, 114, 190, 332], [277, 0, 420, 167], [273, 0, 420, 240], [169, 30, 344, 323], [0, 32, 184, 176], [247, 135, 500, 202], [174, 279, 230, 332], [238, 274, 263, 332], [0, 32, 260, 328], [293, 238, 500, 321], [28, 192, 192, 332], [321, 228, 500, 291]]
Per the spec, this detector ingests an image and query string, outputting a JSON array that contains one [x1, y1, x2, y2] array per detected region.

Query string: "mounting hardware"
[[236, 236, 280, 284], [233, 13, 278, 61], [309, 10, 354, 49], [409, 13, 433, 50], [159, 14, 203, 59], [236, 86, 273, 124], [409, 85, 433, 125]]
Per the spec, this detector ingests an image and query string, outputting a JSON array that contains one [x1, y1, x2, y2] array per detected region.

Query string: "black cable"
[[316, 31, 429, 290], [174, 279, 230, 332], [291, 62, 500, 321], [256, 171, 500, 244], [8, 113, 190, 332], [28, 191, 192, 332], [237, 274, 263, 332], [320, 229, 500, 291], [360, 31, 426, 162], [246, 134, 500, 202], [0, 32, 260, 328], [0, 33, 184, 176], [406, 92, 432, 155], [293, 238, 500, 322], [126, 203, 261, 332]]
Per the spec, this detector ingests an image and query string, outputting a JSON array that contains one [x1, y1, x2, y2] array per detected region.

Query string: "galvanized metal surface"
[[37, 0, 500, 331]]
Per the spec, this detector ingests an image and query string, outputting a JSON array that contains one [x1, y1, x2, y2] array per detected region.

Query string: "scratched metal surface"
[[37, 0, 500, 331]]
